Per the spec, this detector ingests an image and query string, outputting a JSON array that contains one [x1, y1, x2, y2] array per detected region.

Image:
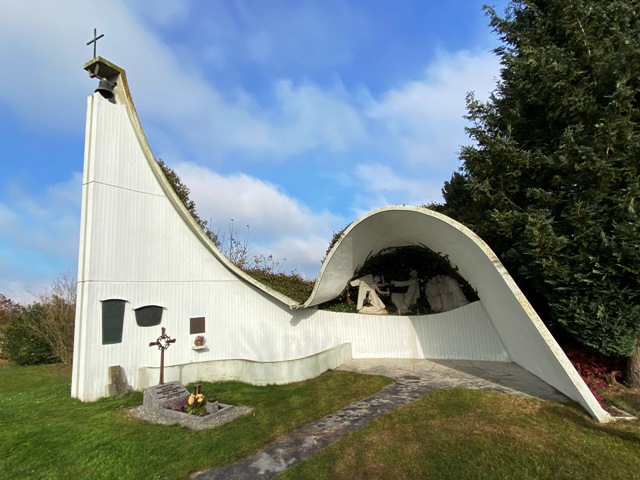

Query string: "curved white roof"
[[304, 205, 489, 308]]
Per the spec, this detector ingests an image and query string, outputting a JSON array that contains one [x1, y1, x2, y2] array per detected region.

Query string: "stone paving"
[[191, 359, 568, 480]]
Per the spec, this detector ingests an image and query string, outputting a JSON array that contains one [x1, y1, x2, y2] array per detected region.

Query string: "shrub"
[[0, 303, 56, 365], [34, 274, 76, 364], [245, 268, 314, 304], [0, 274, 76, 365], [0, 294, 20, 359], [563, 345, 626, 409]]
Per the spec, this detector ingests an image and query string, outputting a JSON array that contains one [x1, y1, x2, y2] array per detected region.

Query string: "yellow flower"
[[197, 397, 203, 403], [188, 395, 195, 405]]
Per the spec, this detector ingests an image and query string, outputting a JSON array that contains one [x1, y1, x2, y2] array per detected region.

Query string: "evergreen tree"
[[442, 1, 640, 383]]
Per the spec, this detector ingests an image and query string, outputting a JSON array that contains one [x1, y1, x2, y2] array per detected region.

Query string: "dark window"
[[134, 305, 164, 327], [190, 317, 205, 334], [102, 299, 126, 345]]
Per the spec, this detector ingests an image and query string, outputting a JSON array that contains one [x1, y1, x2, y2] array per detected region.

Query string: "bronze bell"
[[95, 79, 114, 99]]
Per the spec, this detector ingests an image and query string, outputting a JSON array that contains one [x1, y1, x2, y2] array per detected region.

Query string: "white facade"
[[71, 58, 610, 421]]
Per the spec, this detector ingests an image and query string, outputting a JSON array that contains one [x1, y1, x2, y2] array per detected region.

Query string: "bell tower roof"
[[83, 57, 124, 82]]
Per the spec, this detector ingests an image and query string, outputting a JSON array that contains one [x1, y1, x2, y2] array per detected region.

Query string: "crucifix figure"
[[86, 28, 104, 58], [148, 327, 176, 385]]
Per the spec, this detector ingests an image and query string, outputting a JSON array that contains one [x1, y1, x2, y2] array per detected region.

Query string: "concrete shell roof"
[[302, 205, 496, 308]]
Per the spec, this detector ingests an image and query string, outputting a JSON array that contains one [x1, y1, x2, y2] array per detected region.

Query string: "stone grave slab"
[[131, 381, 252, 430], [143, 381, 189, 409]]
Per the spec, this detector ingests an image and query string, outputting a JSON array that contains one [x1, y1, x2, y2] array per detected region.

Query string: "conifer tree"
[[441, 1, 640, 383]]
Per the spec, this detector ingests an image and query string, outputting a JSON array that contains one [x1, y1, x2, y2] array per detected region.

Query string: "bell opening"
[[95, 79, 114, 99]]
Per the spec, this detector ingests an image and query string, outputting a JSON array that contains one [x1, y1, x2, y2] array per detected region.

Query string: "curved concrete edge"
[[138, 343, 353, 389], [297, 205, 496, 308], [81, 57, 298, 309]]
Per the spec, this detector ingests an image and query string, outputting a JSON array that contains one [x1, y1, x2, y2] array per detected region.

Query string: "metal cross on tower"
[[148, 327, 176, 385], [86, 28, 104, 58]]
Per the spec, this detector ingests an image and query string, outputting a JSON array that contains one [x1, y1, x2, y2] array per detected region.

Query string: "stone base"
[[107, 365, 129, 398], [130, 402, 252, 430]]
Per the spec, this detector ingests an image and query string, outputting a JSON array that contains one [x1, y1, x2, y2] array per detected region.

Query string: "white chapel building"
[[71, 57, 610, 422]]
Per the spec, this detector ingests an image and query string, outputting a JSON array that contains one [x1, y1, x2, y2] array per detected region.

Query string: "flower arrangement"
[[186, 391, 207, 416], [167, 384, 210, 416], [194, 335, 205, 347]]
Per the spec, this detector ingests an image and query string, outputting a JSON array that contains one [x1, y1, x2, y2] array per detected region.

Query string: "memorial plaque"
[[107, 365, 128, 398], [143, 381, 189, 409], [190, 316, 205, 334]]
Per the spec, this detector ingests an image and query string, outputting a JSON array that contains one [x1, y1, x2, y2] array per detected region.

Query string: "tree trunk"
[[627, 339, 640, 388]]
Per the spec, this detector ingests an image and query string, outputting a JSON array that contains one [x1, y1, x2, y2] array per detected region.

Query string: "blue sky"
[[0, 0, 508, 303]]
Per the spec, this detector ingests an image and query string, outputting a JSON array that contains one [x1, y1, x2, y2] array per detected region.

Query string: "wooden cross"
[[148, 327, 176, 385], [86, 28, 104, 58]]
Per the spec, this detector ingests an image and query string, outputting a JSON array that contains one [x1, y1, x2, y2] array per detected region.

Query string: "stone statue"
[[426, 275, 469, 313], [390, 269, 420, 314], [350, 274, 389, 314]]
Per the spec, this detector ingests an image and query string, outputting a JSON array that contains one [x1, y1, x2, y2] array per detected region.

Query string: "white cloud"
[[173, 162, 345, 277], [3, 173, 81, 259], [355, 163, 423, 193], [0, 0, 505, 299], [128, 0, 190, 28], [0, 203, 20, 227], [0, 1, 367, 163], [365, 49, 500, 169], [1, 280, 40, 305], [122, 26, 367, 162], [0, 173, 82, 302], [229, 0, 363, 68], [0, 2, 95, 132], [0, 1, 494, 173], [271, 79, 367, 153], [263, 234, 332, 278], [352, 163, 442, 207], [0, 0, 499, 170], [149, 77, 368, 163]]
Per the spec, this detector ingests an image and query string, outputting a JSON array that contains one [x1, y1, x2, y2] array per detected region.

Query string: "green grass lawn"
[[278, 388, 640, 480], [3, 363, 640, 480], [0, 363, 391, 479]]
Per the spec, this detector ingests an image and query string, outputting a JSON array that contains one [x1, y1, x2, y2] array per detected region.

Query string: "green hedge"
[[0, 303, 57, 365]]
